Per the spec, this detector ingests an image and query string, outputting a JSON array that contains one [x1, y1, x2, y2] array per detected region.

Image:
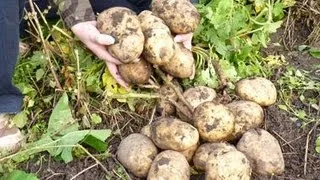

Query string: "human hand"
[[71, 21, 129, 89], [174, 33, 193, 50]]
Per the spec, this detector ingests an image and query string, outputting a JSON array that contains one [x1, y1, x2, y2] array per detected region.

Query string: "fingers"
[[86, 42, 122, 65], [106, 62, 129, 90], [94, 34, 115, 46], [174, 33, 193, 50]]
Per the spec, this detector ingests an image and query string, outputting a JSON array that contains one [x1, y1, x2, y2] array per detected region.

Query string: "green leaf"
[[55, 130, 111, 163], [265, 21, 283, 33], [35, 69, 45, 81], [1, 170, 39, 180], [12, 111, 28, 128], [315, 136, 320, 153], [298, 45, 309, 52], [309, 48, 320, 58], [278, 104, 288, 111], [91, 114, 102, 125], [47, 93, 79, 136]]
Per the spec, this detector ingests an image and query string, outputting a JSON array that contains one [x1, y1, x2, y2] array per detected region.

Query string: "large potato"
[[151, 0, 200, 34], [206, 150, 252, 180], [235, 77, 277, 106], [118, 58, 151, 84], [237, 128, 285, 175], [138, 10, 175, 65], [151, 117, 199, 151], [161, 43, 195, 78], [147, 150, 190, 180], [177, 86, 217, 122], [117, 133, 158, 177], [226, 100, 264, 140], [97, 7, 144, 63], [193, 142, 236, 171], [194, 102, 235, 142]]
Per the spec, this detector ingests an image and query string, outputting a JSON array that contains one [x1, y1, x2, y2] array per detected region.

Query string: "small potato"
[[226, 100, 264, 140], [177, 86, 217, 122], [118, 59, 151, 84], [193, 143, 236, 171], [152, 0, 200, 34], [156, 85, 179, 116], [138, 10, 175, 65], [194, 102, 235, 142], [117, 133, 158, 177], [179, 142, 199, 162], [161, 43, 195, 78], [235, 77, 277, 106], [141, 124, 152, 138], [147, 150, 190, 180], [237, 128, 285, 175], [151, 117, 199, 151], [206, 150, 252, 180], [97, 7, 144, 63]]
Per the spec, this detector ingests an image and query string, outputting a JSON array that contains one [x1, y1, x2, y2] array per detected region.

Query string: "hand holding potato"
[[71, 21, 129, 89]]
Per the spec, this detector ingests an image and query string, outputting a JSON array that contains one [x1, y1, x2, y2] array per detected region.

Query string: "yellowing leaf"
[[102, 68, 129, 95]]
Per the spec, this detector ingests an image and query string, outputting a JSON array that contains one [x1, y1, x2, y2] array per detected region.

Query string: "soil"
[[19, 3, 320, 180]]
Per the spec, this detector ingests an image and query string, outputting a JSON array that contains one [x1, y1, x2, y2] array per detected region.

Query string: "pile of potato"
[[97, 0, 199, 85], [96, 0, 285, 179], [116, 76, 285, 179]]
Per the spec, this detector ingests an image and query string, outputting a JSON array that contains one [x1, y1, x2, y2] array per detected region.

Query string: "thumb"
[[174, 34, 185, 43], [93, 34, 116, 45]]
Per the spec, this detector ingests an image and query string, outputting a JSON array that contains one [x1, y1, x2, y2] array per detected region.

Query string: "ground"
[[18, 2, 320, 180]]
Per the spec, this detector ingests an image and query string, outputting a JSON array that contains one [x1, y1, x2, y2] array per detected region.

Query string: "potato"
[[177, 86, 217, 122], [193, 142, 236, 171], [237, 128, 285, 175], [117, 133, 158, 177], [194, 102, 235, 142], [151, 0, 200, 34], [179, 142, 199, 162], [118, 58, 151, 84], [151, 117, 199, 151], [138, 10, 175, 65], [161, 43, 195, 78], [147, 150, 190, 180], [226, 100, 264, 140], [141, 124, 152, 138], [206, 150, 252, 180], [235, 77, 277, 106], [156, 85, 179, 116], [97, 7, 144, 63]]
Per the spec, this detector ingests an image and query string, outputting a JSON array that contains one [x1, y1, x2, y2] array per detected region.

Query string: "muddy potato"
[[147, 150, 190, 180], [97, 7, 144, 63], [156, 85, 179, 116], [194, 102, 235, 142], [237, 128, 285, 175], [179, 142, 199, 162], [138, 10, 175, 65], [118, 59, 151, 84], [177, 86, 217, 122], [193, 143, 236, 171], [151, 0, 200, 34], [161, 43, 195, 78], [151, 117, 199, 151], [141, 124, 152, 138], [235, 77, 277, 106], [226, 100, 264, 140], [117, 133, 158, 177], [206, 150, 252, 180]]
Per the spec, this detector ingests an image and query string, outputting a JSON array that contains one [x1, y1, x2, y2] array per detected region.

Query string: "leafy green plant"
[[1, 93, 111, 166], [185, 0, 293, 89]]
